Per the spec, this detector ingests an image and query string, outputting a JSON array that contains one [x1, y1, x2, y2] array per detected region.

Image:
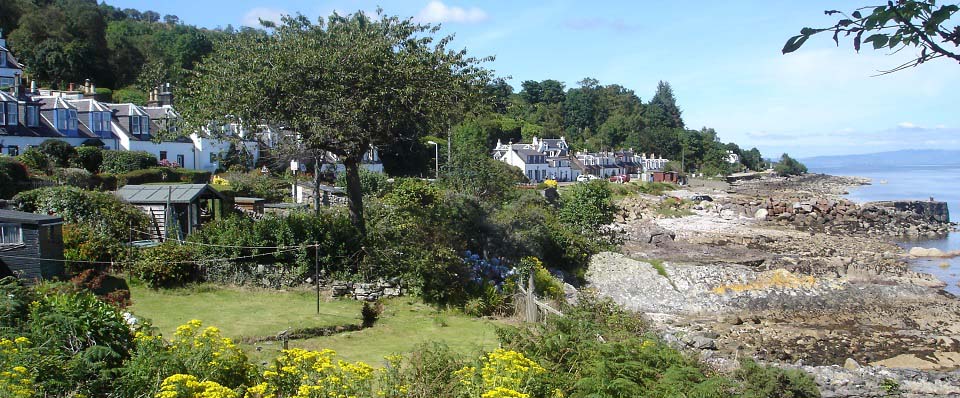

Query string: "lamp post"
[[426, 140, 439, 180]]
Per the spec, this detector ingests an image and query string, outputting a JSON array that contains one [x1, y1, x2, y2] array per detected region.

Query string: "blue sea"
[[809, 164, 960, 295]]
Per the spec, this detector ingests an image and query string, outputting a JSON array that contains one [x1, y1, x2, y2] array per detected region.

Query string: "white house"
[[493, 136, 579, 182], [0, 32, 22, 91], [726, 150, 740, 164]]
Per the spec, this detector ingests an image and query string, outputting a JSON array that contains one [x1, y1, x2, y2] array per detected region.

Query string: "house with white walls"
[[493, 136, 579, 182]]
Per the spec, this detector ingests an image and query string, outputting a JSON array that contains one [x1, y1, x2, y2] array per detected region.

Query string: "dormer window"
[[68, 110, 78, 131], [55, 109, 68, 130], [0, 51, 6, 67], [5, 102, 16, 126], [130, 115, 149, 135], [25, 106, 38, 127]]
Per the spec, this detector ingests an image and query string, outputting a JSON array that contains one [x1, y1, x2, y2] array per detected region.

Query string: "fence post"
[[525, 272, 537, 323]]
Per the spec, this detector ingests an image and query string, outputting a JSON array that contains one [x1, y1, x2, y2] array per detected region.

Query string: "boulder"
[[755, 208, 769, 220]]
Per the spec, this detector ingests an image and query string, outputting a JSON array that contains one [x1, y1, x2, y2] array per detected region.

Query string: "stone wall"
[[330, 279, 403, 301]]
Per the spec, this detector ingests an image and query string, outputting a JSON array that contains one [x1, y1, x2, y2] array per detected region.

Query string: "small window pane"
[[0, 224, 22, 244]]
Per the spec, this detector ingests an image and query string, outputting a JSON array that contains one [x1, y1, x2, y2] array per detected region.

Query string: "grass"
[[129, 284, 504, 367], [261, 299, 503, 366], [129, 284, 362, 339], [643, 258, 678, 291]]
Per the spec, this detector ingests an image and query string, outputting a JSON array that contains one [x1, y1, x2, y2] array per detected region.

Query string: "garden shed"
[[0, 210, 64, 282], [116, 184, 226, 241]]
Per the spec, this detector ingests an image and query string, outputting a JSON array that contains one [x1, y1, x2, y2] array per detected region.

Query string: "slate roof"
[[0, 46, 21, 70], [116, 184, 225, 204], [0, 210, 63, 225]]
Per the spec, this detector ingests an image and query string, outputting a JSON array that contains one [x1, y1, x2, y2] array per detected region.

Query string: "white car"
[[577, 174, 599, 182]]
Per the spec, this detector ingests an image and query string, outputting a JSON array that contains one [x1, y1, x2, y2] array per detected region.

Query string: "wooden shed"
[[116, 184, 226, 241], [0, 210, 64, 281], [234, 197, 266, 215]]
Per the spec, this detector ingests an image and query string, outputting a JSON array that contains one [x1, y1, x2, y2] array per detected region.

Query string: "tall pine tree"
[[648, 81, 684, 129]]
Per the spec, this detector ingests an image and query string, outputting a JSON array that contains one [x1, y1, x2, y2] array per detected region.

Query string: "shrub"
[[117, 167, 211, 186], [71, 146, 103, 173], [335, 167, 389, 197], [559, 180, 616, 233], [734, 359, 821, 398], [17, 147, 51, 175], [52, 168, 93, 189], [224, 171, 288, 202], [0, 157, 29, 199], [38, 139, 77, 168], [13, 186, 150, 241], [361, 301, 383, 328], [100, 150, 158, 173], [774, 153, 807, 176], [112, 87, 147, 105], [62, 223, 131, 273], [132, 242, 196, 288]]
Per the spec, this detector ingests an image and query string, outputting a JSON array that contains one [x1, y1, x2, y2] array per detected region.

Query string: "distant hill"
[[802, 149, 960, 169]]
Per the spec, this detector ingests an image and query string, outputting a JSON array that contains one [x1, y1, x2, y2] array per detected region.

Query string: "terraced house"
[[494, 136, 671, 182]]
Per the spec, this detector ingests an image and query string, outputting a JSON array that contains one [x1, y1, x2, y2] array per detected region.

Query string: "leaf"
[[854, 30, 864, 52], [838, 19, 854, 27], [864, 34, 889, 49], [824, 10, 841, 15], [852, 10, 862, 19], [832, 29, 840, 46], [781, 34, 809, 54]]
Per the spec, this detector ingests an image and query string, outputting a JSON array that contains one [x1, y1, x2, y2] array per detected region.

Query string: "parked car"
[[577, 174, 599, 182], [691, 194, 713, 202], [608, 174, 631, 183]]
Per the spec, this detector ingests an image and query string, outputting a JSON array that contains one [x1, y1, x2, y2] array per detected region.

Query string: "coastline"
[[590, 173, 960, 396]]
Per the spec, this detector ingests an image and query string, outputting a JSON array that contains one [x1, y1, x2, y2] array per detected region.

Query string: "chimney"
[[158, 83, 174, 106], [68, 82, 76, 92], [30, 80, 36, 93]]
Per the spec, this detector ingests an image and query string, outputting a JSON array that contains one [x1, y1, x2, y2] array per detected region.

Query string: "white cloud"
[[898, 122, 917, 129], [416, 1, 488, 24], [242, 7, 287, 27]]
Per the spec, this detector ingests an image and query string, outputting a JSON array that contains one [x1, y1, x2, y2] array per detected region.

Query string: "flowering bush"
[[159, 159, 182, 168], [455, 349, 546, 398], [245, 348, 376, 398], [0, 337, 36, 398], [212, 175, 230, 186], [156, 374, 238, 398]]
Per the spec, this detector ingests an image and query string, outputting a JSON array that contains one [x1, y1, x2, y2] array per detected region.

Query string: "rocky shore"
[[588, 173, 960, 397]]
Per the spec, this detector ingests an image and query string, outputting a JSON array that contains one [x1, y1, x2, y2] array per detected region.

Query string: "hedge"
[[0, 157, 30, 199], [100, 150, 158, 174], [115, 167, 211, 186]]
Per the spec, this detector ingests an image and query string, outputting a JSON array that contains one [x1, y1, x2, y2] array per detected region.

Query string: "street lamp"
[[426, 140, 439, 180]]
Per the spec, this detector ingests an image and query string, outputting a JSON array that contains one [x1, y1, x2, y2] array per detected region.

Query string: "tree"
[[181, 11, 493, 234], [783, 1, 959, 73], [163, 14, 180, 25], [774, 153, 808, 176], [648, 81, 684, 129]]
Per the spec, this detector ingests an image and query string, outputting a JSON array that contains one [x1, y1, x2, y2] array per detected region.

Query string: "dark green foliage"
[[100, 150, 158, 173], [361, 301, 383, 328], [188, 210, 362, 285], [63, 223, 131, 273], [442, 151, 526, 200], [117, 167, 211, 186], [735, 359, 821, 398], [72, 146, 104, 173], [38, 139, 77, 168], [12, 186, 150, 241], [133, 242, 196, 288], [559, 180, 616, 233], [774, 153, 808, 176], [18, 147, 52, 174], [0, 276, 34, 330], [0, 157, 29, 199], [783, 1, 959, 73]]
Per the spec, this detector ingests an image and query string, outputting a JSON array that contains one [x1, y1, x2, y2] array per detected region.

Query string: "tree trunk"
[[343, 157, 366, 236], [313, 153, 323, 215]]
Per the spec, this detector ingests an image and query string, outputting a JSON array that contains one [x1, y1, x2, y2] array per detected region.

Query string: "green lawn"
[[129, 285, 362, 339], [129, 285, 504, 366]]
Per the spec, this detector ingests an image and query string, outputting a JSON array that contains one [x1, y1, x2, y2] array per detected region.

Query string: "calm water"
[[810, 164, 960, 295]]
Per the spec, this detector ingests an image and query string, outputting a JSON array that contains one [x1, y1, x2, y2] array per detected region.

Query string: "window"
[[0, 224, 21, 244], [0, 77, 12, 90], [100, 112, 111, 132], [26, 106, 38, 127], [6, 146, 17, 156], [159, 151, 167, 161], [56, 109, 68, 130], [130, 116, 140, 134], [176, 154, 185, 167], [140, 117, 150, 136], [91, 112, 101, 132], [210, 153, 217, 163], [68, 110, 78, 131], [0, 102, 14, 126], [0, 52, 6, 67]]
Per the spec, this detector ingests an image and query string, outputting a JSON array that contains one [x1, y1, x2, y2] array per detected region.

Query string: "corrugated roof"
[[116, 184, 225, 204], [0, 209, 63, 225]]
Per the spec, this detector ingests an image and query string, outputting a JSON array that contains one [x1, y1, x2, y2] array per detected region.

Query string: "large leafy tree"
[[180, 11, 493, 234], [783, 1, 959, 73]]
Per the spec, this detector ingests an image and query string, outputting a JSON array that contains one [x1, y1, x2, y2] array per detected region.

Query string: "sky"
[[104, 0, 960, 158]]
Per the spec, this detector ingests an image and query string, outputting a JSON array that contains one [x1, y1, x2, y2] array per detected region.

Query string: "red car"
[[608, 174, 631, 183]]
